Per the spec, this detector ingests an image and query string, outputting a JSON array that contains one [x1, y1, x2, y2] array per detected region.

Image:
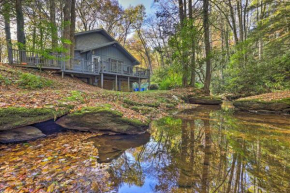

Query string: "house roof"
[[75, 28, 115, 42], [75, 29, 140, 65], [80, 41, 117, 53], [79, 41, 140, 65]]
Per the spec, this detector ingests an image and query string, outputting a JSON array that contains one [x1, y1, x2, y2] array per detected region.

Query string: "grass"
[[70, 105, 123, 117], [17, 73, 53, 89], [0, 65, 54, 90]]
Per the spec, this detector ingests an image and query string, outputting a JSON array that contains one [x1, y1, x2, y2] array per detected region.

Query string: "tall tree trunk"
[[226, 154, 237, 193], [32, 7, 36, 52], [201, 118, 211, 193], [228, 0, 239, 44], [178, 0, 184, 28], [137, 30, 153, 74], [16, 0, 26, 50], [203, 0, 211, 94], [50, 0, 57, 49], [40, 25, 44, 51], [243, 0, 249, 40], [63, 0, 72, 69], [225, 24, 230, 61], [3, 1, 13, 64], [189, 0, 196, 87], [237, 0, 244, 42], [183, 0, 187, 17], [179, 0, 188, 86], [70, 0, 76, 66]]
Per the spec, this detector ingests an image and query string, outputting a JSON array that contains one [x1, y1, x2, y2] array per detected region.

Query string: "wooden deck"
[[11, 49, 150, 79]]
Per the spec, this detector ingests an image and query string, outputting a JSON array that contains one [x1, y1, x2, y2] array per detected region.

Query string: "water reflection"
[[89, 133, 150, 163], [93, 107, 290, 193]]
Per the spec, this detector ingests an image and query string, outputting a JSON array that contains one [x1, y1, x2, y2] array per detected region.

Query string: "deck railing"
[[100, 60, 149, 78], [11, 49, 150, 78], [67, 59, 100, 74], [12, 49, 63, 68]]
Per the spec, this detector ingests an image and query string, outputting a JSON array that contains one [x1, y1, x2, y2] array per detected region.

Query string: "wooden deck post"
[[138, 77, 141, 91], [128, 77, 130, 92], [148, 72, 151, 90], [88, 77, 93, 85], [61, 71, 64, 78], [101, 73, 104, 89], [115, 75, 118, 91]]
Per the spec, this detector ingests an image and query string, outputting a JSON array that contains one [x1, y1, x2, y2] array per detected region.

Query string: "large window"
[[108, 58, 123, 73]]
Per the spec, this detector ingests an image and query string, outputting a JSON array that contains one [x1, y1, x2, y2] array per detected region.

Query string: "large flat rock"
[[0, 126, 46, 143], [234, 100, 290, 114], [0, 107, 70, 131], [188, 96, 222, 105], [56, 107, 149, 134]]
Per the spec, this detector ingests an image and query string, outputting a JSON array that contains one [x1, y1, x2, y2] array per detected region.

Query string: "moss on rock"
[[233, 98, 290, 114], [130, 106, 155, 115], [188, 96, 222, 105], [56, 106, 149, 134], [0, 107, 71, 131], [123, 99, 160, 108]]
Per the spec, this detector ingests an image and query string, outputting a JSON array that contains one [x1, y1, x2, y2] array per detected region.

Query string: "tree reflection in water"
[[91, 106, 290, 193]]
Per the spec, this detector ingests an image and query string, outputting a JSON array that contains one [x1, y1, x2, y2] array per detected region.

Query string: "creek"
[[0, 105, 290, 192]]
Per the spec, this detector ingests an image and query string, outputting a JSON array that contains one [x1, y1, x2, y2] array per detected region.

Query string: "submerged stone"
[[88, 133, 150, 163], [0, 126, 46, 143], [56, 107, 149, 134]]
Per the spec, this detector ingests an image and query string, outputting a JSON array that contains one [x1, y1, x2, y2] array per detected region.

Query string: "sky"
[[118, 0, 156, 15]]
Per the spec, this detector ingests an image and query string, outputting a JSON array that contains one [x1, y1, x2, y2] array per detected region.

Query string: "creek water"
[[89, 105, 290, 193], [1, 105, 290, 192]]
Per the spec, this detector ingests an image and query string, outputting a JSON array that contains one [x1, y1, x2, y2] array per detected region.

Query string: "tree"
[[1, 0, 13, 64], [16, 0, 26, 51], [203, 0, 211, 94], [70, 0, 76, 63], [50, 0, 57, 49], [63, 0, 72, 68]]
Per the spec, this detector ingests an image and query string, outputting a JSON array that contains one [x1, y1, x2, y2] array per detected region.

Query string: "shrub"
[[151, 66, 182, 90], [0, 74, 12, 86], [149, 83, 159, 90], [18, 73, 53, 89]]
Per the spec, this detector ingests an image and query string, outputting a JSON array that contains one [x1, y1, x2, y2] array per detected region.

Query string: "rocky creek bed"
[[0, 92, 225, 143], [1, 92, 289, 144]]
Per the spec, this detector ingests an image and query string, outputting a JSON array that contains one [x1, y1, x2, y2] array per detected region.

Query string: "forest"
[[0, 1, 290, 192], [0, 0, 289, 96]]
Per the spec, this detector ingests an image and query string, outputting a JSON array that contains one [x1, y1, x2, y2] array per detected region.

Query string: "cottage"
[[71, 29, 149, 91], [11, 29, 150, 92]]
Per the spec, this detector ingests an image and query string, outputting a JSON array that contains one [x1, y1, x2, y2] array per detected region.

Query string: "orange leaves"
[[0, 132, 110, 192], [238, 90, 290, 102]]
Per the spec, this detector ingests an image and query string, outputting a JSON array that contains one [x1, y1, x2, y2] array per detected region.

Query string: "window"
[[108, 58, 123, 73]]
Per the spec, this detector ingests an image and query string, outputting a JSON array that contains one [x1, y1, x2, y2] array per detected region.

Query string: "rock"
[[56, 107, 149, 134], [233, 100, 290, 114], [88, 133, 150, 163], [0, 126, 46, 143], [188, 96, 222, 105], [172, 95, 179, 101], [0, 107, 70, 131]]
